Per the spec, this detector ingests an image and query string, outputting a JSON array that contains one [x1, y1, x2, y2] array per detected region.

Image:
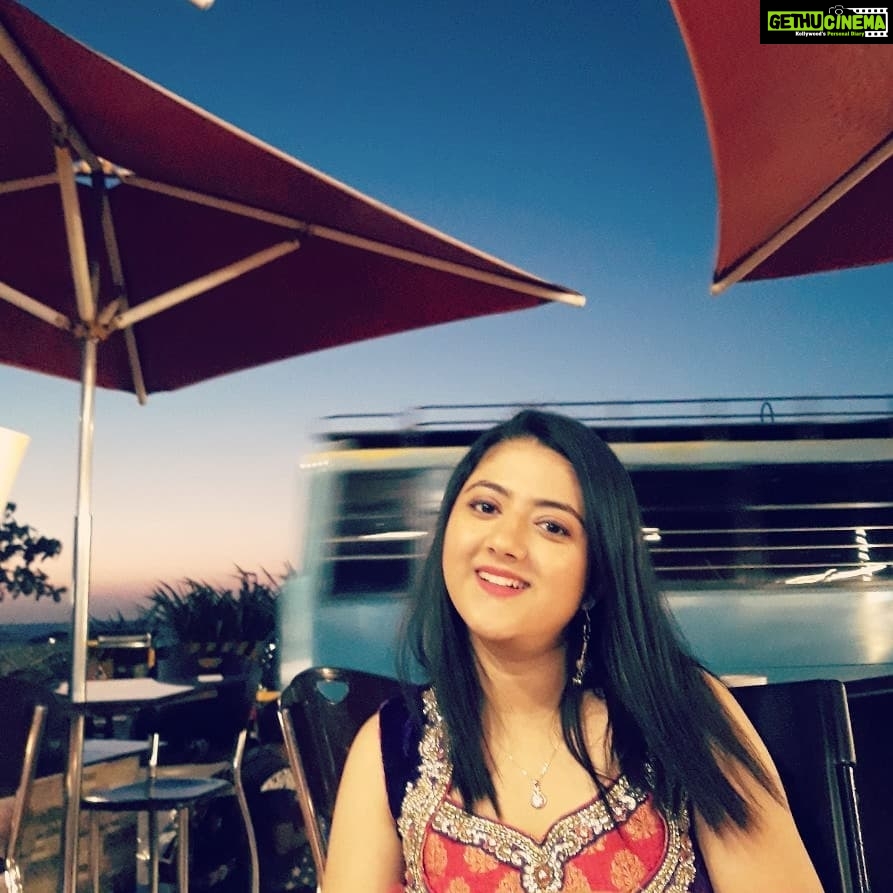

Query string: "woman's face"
[[442, 437, 588, 657]]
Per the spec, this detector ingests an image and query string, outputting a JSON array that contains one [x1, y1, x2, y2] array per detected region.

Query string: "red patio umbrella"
[[670, 0, 893, 293], [0, 2, 583, 887]]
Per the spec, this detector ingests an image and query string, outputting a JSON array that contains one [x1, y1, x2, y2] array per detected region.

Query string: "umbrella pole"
[[61, 337, 97, 893]]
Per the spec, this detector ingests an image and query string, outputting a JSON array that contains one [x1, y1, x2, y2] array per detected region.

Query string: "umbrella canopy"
[[0, 0, 582, 397], [0, 3, 583, 888], [670, 0, 893, 293]]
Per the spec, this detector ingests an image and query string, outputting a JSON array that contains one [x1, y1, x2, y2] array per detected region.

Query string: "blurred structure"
[[0, 425, 28, 507]]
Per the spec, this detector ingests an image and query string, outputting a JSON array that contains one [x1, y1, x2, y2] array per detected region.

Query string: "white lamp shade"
[[0, 426, 29, 509]]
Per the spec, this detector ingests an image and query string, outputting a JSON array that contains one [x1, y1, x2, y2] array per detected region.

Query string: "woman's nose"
[[486, 514, 527, 560]]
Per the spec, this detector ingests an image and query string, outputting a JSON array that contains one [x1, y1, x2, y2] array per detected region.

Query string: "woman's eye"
[[470, 499, 498, 515], [540, 520, 570, 537]]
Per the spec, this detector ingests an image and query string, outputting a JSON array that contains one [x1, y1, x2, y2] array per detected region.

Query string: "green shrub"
[[144, 566, 288, 647]]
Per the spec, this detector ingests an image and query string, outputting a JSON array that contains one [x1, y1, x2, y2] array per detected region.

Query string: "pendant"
[[530, 780, 547, 809]]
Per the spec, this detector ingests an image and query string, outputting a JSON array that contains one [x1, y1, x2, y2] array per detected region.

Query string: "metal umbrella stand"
[[0, 3, 584, 890]]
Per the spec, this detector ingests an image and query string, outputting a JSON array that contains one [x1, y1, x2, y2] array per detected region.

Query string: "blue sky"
[[3, 0, 892, 622]]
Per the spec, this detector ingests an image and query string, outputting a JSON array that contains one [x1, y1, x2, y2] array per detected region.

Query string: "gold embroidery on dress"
[[496, 874, 525, 893], [623, 802, 660, 841], [464, 846, 500, 873], [396, 688, 699, 893], [563, 863, 597, 893], [424, 833, 448, 877], [610, 848, 647, 892], [398, 689, 453, 892], [587, 836, 607, 853]]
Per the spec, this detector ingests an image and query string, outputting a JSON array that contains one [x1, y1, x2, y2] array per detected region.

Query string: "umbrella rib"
[[0, 172, 59, 195], [126, 176, 586, 306], [713, 132, 893, 294], [97, 184, 149, 404], [307, 224, 587, 306], [0, 20, 98, 168], [0, 278, 71, 329], [112, 240, 301, 329], [55, 144, 96, 324], [127, 175, 306, 229]]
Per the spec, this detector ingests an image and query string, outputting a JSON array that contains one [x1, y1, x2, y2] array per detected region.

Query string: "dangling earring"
[[572, 608, 591, 686]]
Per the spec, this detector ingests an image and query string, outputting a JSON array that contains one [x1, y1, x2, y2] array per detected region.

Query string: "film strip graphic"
[[844, 7, 888, 36]]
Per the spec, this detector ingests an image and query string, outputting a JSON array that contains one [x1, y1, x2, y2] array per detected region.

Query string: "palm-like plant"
[[146, 579, 241, 645], [145, 568, 282, 644]]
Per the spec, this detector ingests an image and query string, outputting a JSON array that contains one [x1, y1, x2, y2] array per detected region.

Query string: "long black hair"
[[399, 409, 778, 830]]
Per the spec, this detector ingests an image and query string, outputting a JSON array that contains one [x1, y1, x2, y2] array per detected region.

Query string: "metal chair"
[[81, 674, 260, 893], [845, 674, 893, 893], [0, 677, 49, 893], [277, 667, 403, 886], [730, 678, 870, 893]]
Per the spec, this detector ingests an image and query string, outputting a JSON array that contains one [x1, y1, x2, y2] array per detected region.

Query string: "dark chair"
[[81, 674, 261, 893], [845, 674, 893, 893], [277, 667, 403, 885], [0, 677, 49, 893], [730, 679, 870, 893]]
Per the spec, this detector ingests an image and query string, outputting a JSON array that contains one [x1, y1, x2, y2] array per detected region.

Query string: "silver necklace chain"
[[503, 738, 561, 809]]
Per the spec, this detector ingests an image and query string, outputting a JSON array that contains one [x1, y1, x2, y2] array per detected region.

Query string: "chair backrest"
[[277, 667, 403, 878], [132, 669, 260, 766], [0, 676, 49, 864], [123, 671, 261, 893], [730, 679, 870, 893], [845, 674, 893, 893]]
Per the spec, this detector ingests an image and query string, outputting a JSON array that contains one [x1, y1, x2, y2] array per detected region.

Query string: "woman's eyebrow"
[[464, 478, 507, 496], [465, 479, 584, 524], [537, 499, 584, 525]]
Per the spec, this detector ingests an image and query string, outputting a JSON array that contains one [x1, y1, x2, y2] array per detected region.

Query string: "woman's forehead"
[[468, 438, 582, 506]]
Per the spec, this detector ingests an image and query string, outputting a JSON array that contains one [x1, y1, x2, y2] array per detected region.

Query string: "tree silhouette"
[[0, 502, 67, 602]]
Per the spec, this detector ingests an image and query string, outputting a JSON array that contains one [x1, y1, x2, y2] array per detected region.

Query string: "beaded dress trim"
[[396, 688, 698, 893]]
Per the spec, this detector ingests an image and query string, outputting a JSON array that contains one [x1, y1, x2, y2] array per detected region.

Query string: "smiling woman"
[[441, 438, 588, 659], [321, 409, 824, 893]]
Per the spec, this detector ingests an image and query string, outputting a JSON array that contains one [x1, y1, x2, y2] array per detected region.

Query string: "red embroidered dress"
[[389, 690, 708, 893]]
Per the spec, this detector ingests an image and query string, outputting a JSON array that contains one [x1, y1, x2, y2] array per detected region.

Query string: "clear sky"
[[3, 0, 892, 624]]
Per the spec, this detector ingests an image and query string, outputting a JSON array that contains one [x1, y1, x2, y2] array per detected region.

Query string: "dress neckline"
[[396, 686, 699, 893], [443, 767, 627, 847], [440, 771, 642, 848]]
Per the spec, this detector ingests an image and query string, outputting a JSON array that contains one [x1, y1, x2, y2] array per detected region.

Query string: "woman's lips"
[[475, 567, 530, 597]]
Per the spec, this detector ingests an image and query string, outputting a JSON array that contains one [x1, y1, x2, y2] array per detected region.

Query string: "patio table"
[[54, 677, 216, 887]]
